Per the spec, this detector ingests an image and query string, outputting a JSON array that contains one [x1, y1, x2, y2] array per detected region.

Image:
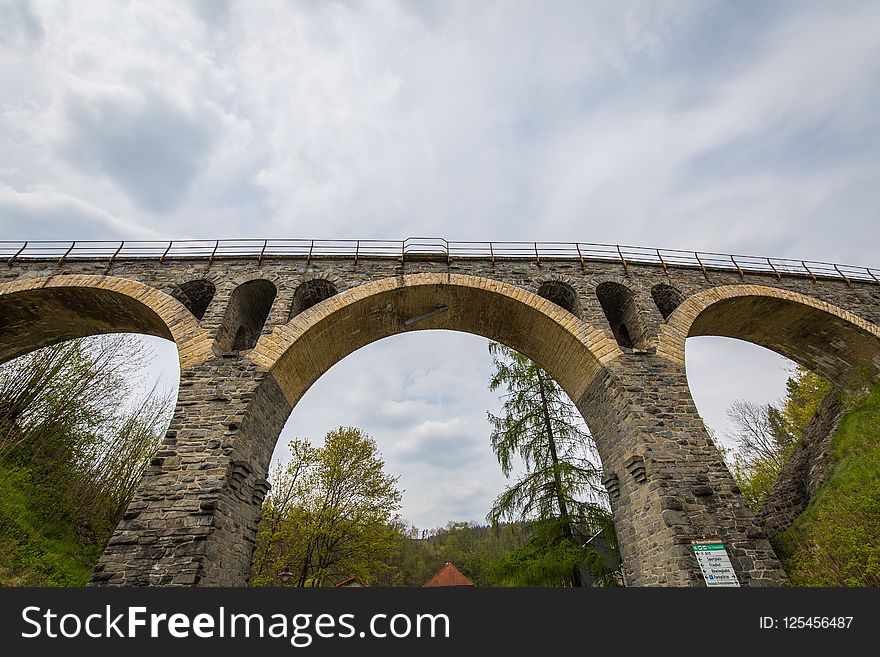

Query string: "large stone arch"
[[656, 284, 880, 387], [249, 273, 621, 411], [0, 274, 213, 369]]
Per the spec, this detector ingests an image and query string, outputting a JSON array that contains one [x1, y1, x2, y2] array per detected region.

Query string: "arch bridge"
[[2, 239, 879, 587]]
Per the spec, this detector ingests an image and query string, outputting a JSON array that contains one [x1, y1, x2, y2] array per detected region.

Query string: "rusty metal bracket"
[[694, 252, 708, 279], [534, 242, 541, 267], [730, 255, 744, 279], [307, 239, 314, 267], [833, 264, 852, 286], [107, 241, 124, 269], [257, 239, 267, 265], [6, 241, 27, 267], [576, 243, 585, 271], [802, 261, 817, 282], [58, 241, 75, 265], [489, 241, 495, 267], [767, 257, 781, 280], [656, 248, 668, 273], [208, 240, 219, 264], [617, 245, 628, 272], [867, 268, 880, 286], [354, 240, 360, 266], [159, 240, 173, 263]]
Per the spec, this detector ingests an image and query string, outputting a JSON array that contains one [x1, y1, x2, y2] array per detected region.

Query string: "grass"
[[773, 383, 880, 586], [0, 460, 101, 586]]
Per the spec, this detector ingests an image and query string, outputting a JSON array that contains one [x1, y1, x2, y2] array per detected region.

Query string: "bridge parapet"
[[4, 238, 879, 286]]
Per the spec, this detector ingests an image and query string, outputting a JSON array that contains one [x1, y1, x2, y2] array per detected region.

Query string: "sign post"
[[691, 540, 740, 587]]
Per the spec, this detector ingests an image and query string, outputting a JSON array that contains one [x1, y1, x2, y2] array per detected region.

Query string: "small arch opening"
[[537, 281, 580, 317], [595, 281, 644, 350], [290, 279, 339, 319], [217, 280, 277, 352], [172, 279, 216, 320], [651, 283, 684, 320]]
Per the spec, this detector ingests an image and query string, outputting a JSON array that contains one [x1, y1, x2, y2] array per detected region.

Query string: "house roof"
[[335, 576, 366, 587], [423, 562, 475, 587]]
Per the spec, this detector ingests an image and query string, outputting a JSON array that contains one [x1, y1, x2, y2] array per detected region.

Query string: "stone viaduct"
[[1, 239, 879, 587]]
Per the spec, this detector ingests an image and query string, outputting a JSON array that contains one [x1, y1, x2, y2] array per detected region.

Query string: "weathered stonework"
[[758, 391, 846, 539], [2, 252, 879, 587]]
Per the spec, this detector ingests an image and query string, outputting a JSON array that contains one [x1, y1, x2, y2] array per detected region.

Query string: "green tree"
[[251, 427, 403, 587], [0, 335, 173, 585], [724, 366, 831, 511], [484, 342, 618, 586]]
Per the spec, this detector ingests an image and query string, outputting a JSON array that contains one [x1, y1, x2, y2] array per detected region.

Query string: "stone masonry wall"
[[758, 391, 846, 539]]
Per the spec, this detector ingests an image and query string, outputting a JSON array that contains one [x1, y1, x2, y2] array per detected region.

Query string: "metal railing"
[[2, 238, 878, 285]]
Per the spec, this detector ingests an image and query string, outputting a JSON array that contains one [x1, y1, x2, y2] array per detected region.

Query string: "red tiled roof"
[[423, 563, 475, 587], [335, 576, 366, 587]]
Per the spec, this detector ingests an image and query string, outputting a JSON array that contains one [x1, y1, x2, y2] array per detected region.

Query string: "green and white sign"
[[692, 540, 740, 587]]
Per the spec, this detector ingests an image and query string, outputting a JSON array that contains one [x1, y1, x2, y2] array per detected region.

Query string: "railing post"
[[160, 240, 173, 263], [694, 252, 708, 279], [354, 240, 360, 266], [108, 241, 124, 269], [766, 257, 781, 280], [576, 243, 585, 271], [801, 261, 817, 282], [833, 264, 852, 286], [208, 240, 219, 264], [258, 239, 267, 265], [58, 241, 76, 265], [656, 248, 667, 273], [730, 255, 744, 279], [616, 245, 628, 272], [7, 241, 27, 267]]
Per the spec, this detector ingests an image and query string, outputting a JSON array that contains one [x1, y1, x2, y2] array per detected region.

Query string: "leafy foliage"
[[0, 336, 173, 585], [250, 427, 403, 587], [485, 342, 619, 585], [773, 381, 880, 586], [725, 367, 829, 511], [375, 521, 530, 586]]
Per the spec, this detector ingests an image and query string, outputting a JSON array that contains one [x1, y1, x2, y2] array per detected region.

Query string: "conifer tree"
[[485, 342, 618, 586]]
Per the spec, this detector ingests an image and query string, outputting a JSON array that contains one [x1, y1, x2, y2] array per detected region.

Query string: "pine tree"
[[485, 342, 618, 586]]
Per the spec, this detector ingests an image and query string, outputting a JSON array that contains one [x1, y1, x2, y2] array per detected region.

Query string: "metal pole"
[[59, 241, 76, 265], [7, 241, 27, 267], [801, 261, 817, 282], [108, 241, 125, 269], [160, 240, 173, 263]]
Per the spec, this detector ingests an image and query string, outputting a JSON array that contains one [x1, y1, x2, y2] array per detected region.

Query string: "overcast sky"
[[2, 1, 878, 529]]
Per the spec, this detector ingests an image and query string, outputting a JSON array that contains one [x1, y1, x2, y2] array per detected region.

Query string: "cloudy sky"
[[2, 0, 878, 528]]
